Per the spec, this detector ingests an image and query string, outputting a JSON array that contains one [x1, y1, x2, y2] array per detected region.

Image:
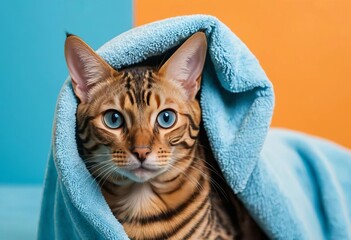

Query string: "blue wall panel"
[[0, 0, 133, 183]]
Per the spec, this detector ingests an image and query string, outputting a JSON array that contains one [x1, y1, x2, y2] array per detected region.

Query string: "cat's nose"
[[131, 146, 151, 162]]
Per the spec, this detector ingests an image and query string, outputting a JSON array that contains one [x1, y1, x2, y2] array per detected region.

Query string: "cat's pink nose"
[[132, 147, 151, 162]]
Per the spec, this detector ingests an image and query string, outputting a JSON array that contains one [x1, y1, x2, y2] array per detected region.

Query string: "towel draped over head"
[[39, 15, 351, 239]]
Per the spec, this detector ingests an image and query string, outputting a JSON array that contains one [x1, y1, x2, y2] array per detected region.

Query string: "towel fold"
[[38, 15, 351, 239]]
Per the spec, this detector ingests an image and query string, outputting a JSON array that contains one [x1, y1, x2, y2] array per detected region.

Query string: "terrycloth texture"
[[39, 15, 351, 239]]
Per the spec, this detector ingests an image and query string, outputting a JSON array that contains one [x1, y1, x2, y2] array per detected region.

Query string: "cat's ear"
[[64, 34, 115, 103], [159, 32, 207, 100]]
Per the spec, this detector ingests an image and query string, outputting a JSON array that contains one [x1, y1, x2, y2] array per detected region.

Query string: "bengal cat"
[[64, 32, 267, 240]]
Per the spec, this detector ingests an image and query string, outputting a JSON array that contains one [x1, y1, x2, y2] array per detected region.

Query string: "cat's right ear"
[[64, 34, 115, 103]]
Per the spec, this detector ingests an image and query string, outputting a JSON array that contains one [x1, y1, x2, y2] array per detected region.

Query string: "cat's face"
[[65, 33, 207, 183]]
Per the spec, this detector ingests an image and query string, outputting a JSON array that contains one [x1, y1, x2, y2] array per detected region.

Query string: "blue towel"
[[38, 15, 351, 239]]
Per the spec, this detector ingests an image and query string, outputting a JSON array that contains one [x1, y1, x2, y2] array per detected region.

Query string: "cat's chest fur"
[[103, 182, 164, 220]]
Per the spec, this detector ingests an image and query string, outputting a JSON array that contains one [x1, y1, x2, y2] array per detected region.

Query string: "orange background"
[[135, 0, 351, 148]]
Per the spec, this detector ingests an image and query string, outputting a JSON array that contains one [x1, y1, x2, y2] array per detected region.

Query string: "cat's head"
[[65, 32, 207, 183]]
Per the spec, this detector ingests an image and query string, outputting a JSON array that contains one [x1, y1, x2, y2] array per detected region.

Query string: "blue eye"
[[103, 110, 124, 129], [157, 109, 177, 129]]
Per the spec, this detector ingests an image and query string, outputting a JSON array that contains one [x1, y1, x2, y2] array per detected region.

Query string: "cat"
[[64, 32, 267, 240]]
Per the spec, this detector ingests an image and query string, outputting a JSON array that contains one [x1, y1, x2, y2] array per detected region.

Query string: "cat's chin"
[[120, 167, 163, 183]]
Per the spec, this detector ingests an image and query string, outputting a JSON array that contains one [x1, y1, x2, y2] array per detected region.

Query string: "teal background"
[[0, 0, 133, 184]]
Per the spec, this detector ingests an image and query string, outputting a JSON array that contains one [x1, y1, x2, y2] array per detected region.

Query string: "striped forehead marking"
[[122, 68, 157, 107]]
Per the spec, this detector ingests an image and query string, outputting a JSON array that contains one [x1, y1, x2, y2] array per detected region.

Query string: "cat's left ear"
[[159, 32, 207, 100]]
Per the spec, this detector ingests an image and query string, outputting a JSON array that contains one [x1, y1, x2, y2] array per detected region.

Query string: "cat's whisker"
[[179, 160, 228, 198], [91, 166, 116, 194], [170, 153, 230, 200], [79, 153, 115, 159], [171, 153, 227, 182], [167, 163, 205, 193], [85, 160, 115, 191], [97, 165, 118, 189], [188, 164, 230, 201], [78, 155, 108, 164], [79, 160, 112, 185], [86, 161, 112, 173], [89, 160, 113, 175]]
